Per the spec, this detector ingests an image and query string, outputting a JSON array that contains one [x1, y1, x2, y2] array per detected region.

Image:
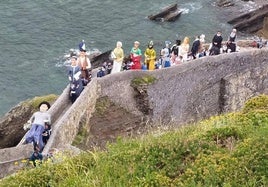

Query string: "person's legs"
[[26, 124, 38, 144], [33, 125, 44, 146]]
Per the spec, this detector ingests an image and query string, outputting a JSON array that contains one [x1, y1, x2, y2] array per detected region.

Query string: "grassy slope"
[[1, 95, 268, 187]]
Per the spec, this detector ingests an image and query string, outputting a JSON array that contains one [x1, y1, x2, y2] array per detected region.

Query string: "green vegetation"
[[23, 94, 58, 110], [1, 95, 268, 187], [131, 75, 157, 87]]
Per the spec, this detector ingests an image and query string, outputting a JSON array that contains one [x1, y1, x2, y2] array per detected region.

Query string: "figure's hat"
[[79, 40, 86, 52]]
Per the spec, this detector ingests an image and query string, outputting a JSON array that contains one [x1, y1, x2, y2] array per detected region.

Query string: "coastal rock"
[[228, 4, 268, 34], [0, 103, 33, 149], [217, 0, 235, 7], [257, 16, 268, 38]]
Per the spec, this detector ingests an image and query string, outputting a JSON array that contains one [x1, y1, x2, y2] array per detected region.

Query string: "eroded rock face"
[[0, 103, 33, 148], [257, 16, 268, 38], [217, 0, 234, 7], [228, 4, 268, 34]]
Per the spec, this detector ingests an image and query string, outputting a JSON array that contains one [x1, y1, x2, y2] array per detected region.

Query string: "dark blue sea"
[[0, 0, 255, 117]]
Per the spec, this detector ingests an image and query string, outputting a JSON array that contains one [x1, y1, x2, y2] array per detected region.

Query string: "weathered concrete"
[[0, 144, 32, 178], [43, 78, 99, 155]]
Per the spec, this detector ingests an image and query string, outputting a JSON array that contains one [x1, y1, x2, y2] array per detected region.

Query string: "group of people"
[[103, 28, 239, 74], [67, 41, 92, 103]]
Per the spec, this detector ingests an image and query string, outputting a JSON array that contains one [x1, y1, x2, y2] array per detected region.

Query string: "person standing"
[[180, 37, 190, 62], [170, 39, 181, 65], [191, 36, 201, 59], [111, 41, 124, 74], [210, 31, 223, 55], [144, 41, 156, 70], [68, 56, 81, 82], [161, 41, 172, 68], [130, 41, 142, 70], [227, 28, 237, 52], [25, 101, 51, 152], [77, 45, 91, 85]]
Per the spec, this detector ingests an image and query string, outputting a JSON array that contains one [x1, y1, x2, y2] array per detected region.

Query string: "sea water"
[[0, 0, 251, 117]]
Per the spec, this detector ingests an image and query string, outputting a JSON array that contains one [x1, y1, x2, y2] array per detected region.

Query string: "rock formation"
[[228, 4, 268, 34]]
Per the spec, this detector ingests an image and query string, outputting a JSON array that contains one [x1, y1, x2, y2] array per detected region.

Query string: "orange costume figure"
[[130, 41, 142, 69]]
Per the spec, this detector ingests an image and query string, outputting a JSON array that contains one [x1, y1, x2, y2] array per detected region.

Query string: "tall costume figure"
[[68, 56, 83, 103], [130, 41, 142, 70], [77, 41, 91, 85], [144, 41, 156, 70], [111, 41, 124, 74], [161, 41, 171, 68], [210, 31, 223, 55], [227, 29, 237, 52], [26, 101, 51, 151]]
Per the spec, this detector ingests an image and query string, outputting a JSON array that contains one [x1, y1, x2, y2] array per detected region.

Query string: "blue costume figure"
[[160, 41, 171, 68], [68, 56, 84, 103], [26, 101, 51, 152]]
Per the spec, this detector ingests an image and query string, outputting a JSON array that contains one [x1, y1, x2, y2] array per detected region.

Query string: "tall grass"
[[1, 95, 267, 187]]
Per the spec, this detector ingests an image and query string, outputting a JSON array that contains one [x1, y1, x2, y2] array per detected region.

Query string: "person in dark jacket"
[[29, 150, 43, 167], [191, 36, 201, 59], [210, 31, 223, 55]]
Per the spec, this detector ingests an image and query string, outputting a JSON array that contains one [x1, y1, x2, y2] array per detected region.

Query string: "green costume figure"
[[130, 41, 142, 69]]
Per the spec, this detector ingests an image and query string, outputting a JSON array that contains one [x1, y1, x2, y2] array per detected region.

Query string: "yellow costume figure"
[[144, 41, 156, 70]]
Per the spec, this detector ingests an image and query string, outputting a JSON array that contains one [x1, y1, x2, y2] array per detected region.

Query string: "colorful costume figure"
[[68, 56, 83, 103], [170, 39, 181, 65], [77, 48, 91, 85], [111, 41, 124, 74], [130, 41, 142, 70], [26, 101, 51, 152], [68, 56, 81, 82], [144, 41, 156, 70], [180, 37, 190, 62], [160, 41, 171, 68]]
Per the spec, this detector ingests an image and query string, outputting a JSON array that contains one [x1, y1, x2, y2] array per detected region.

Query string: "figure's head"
[[39, 101, 51, 112], [70, 56, 77, 66], [134, 41, 140, 48], [200, 34, 205, 43], [232, 28, 237, 33], [165, 41, 171, 47], [148, 40, 154, 48], [183, 37, 190, 45], [217, 31, 222, 36], [176, 39, 181, 45], [116, 41, 122, 48]]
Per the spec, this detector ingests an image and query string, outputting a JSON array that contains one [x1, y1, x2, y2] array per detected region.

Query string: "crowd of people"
[[99, 28, 243, 75]]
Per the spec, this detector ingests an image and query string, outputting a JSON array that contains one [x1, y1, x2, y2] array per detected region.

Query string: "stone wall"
[[43, 78, 99, 155], [99, 48, 268, 125]]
